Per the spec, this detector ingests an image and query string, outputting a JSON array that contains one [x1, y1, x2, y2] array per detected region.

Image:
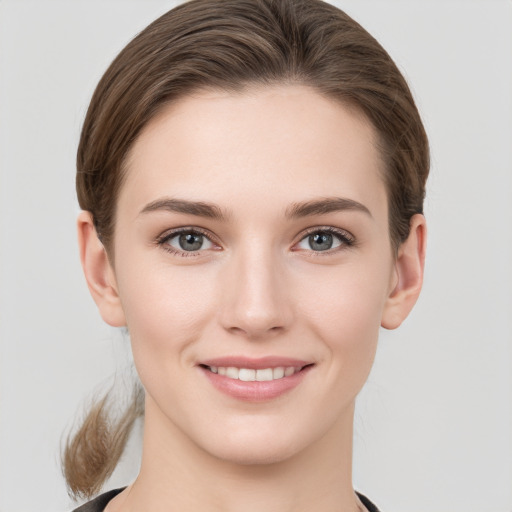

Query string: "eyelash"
[[295, 226, 356, 256], [155, 227, 219, 257], [155, 226, 355, 258]]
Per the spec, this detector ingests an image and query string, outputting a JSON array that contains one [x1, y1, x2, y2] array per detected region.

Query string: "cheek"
[[294, 259, 391, 371], [115, 260, 219, 369]]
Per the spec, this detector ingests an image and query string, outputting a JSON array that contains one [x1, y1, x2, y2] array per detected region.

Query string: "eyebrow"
[[139, 196, 371, 221], [285, 197, 372, 219], [139, 198, 230, 221]]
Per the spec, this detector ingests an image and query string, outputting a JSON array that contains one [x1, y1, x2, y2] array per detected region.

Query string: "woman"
[[65, 0, 428, 510]]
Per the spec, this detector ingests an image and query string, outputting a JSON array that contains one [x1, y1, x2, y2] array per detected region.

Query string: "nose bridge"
[[219, 238, 292, 338]]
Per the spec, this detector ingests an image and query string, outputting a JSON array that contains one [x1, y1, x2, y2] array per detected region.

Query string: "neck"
[[114, 395, 360, 512]]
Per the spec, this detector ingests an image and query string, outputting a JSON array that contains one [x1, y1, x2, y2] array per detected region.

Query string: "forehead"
[[120, 85, 387, 222]]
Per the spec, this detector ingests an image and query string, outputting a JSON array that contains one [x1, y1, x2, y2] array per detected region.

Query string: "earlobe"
[[381, 214, 427, 330], [77, 211, 126, 327]]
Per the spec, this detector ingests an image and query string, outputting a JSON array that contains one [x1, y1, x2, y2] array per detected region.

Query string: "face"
[[110, 85, 398, 464]]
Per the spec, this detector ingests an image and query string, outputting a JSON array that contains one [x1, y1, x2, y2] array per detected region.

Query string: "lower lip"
[[200, 365, 313, 402]]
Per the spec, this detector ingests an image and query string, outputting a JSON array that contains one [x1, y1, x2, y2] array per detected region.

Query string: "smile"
[[198, 358, 314, 402], [206, 366, 302, 381]]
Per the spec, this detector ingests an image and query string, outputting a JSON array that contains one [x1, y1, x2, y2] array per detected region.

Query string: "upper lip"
[[199, 356, 313, 370]]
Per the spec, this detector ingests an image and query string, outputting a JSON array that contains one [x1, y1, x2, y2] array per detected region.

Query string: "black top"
[[72, 487, 380, 511], [72, 488, 124, 512]]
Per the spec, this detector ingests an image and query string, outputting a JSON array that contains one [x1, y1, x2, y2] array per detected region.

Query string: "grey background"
[[1, 1, 511, 511]]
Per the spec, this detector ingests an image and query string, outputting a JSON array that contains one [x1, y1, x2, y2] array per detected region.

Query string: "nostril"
[[226, 324, 285, 337]]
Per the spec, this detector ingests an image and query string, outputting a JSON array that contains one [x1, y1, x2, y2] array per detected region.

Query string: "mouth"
[[199, 364, 309, 381], [198, 358, 315, 402]]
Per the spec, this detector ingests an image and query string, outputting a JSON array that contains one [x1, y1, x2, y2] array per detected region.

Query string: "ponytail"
[[62, 380, 144, 500]]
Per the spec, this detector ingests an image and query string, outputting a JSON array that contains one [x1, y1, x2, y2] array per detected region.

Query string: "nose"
[[218, 244, 294, 340]]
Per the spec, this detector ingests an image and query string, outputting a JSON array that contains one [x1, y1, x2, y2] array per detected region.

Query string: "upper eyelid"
[[300, 225, 352, 236], [156, 225, 354, 252], [297, 225, 355, 242], [157, 226, 217, 243], [157, 225, 353, 239]]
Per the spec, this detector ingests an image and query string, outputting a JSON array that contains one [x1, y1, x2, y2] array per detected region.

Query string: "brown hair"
[[66, 0, 429, 499]]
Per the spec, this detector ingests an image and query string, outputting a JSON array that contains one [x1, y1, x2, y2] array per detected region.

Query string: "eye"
[[295, 227, 355, 253], [157, 228, 217, 256]]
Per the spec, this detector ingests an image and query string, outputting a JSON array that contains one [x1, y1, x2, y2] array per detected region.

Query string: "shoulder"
[[72, 487, 379, 512], [71, 488, 126, 512], [356, 491, 381, 512]]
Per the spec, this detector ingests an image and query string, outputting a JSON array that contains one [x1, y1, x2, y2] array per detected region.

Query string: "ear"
[[77, 211, 126, 327], [381, 214, 427, 330]]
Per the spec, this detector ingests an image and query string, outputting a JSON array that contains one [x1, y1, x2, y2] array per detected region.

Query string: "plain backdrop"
[[1, 1, 511, 511]]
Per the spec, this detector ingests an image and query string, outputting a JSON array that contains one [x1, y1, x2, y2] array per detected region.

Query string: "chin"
[[198, 425, 308, 467], [210, 443, 298, 467]]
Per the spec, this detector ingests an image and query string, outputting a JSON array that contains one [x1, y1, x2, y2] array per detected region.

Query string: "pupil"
[[310, 232, 333, 251], [179, 233, 203, 251]]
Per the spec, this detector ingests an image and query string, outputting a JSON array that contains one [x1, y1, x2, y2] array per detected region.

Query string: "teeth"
[[256, 368, 273, 381], [226, 367, 239, 379], [273, 367, 284, 379], [208, 365, 301, 381], [239, 368, 256, 381], [284, 366, 295, 377]]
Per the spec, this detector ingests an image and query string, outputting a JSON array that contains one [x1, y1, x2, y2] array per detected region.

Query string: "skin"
[[78, 85, 426, 512]]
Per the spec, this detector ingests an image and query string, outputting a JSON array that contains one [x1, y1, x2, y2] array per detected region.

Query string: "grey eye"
[[179, 233, 204, 251], [308, 232, 334, 251], [166, 231, 214, 252], [296, 230, 345, 252]]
